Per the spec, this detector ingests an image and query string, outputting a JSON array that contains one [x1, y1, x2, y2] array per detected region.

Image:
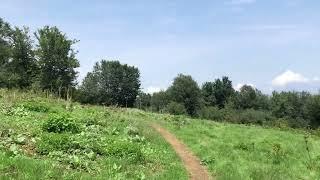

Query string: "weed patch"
[[42, 113, 80, 133]]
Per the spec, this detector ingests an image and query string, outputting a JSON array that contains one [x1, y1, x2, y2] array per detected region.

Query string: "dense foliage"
[[78, 60, 140, 107], [0, 18, 79, 98], [139, 75, 320, 129], [167, 74, 202, 116], [35, 26, 79, 94]]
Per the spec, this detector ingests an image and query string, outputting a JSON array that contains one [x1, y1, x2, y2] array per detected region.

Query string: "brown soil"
[[151, 123, 212, 180]]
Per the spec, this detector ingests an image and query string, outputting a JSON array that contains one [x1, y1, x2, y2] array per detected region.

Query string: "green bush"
[[42, 113, 80, 133], [234, 142, 255, 151], [238, 109, 274, 125], [199, 106, 225, 121], [125, 125, 140, 137], [219, 108, 239, 123], [288, 117, 310, 129], [106, 141, 144, 163], [268, 118, 290, 129], [269, 143, 288, 165], [21, 101, 50, 113], [0, 104, 29, 117], [37, 133, 71, 155], [165, 102, 186, 115]]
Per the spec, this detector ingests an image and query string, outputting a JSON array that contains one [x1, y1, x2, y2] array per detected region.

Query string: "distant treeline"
[[1, 17, 319, 129], [136, 75, 320, 129]]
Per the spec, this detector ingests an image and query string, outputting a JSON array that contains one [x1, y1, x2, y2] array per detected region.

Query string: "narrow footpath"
[[151, 124, 212, 180]]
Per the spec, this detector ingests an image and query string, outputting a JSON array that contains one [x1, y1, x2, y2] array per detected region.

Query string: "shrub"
[[125, 125, 140, 137], [0, 104, 29, 117], [20, 101, 50, 113], [234, 142, 255, 151], [199, 106, 225, 121], [288, 117, 310, 129], [42, 113, 80, 133], [268, 118, 290, 129], [106, 141, 144, 163], [37, 133, 71, 155], [165, 102, 186, 115], [238, 109, 274, 125], [219, 108, 239, 123], [311, 128, 320, 137], [269, 143, 287, 165]]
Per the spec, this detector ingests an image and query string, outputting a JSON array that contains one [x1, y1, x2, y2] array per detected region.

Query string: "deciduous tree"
[[35, 26, 79, 95], [167, 74, 201, 116]]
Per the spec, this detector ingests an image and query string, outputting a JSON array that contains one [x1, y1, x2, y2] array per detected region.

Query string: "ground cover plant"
[[1, 90, 320, 180], [152, 113, 320, 180], [0, 90, 188, 179]]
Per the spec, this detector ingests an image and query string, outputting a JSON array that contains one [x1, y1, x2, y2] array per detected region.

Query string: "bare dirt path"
[[151, 123, 212, 180]]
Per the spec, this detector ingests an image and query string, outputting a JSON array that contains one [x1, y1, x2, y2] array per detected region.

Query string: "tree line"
[[137, 74, 320, 129], [1, 17, 320, 129], [0, 17, 140, 105], [0, 18, 79, 96], [0, 17, 141, 106]]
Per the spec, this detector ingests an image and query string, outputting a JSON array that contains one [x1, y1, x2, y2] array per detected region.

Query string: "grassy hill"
[[0, 90, 187, 179], [1, 89, 320, 179]]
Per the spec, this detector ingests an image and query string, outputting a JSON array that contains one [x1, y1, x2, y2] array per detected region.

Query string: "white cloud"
[[227, 0, 256, 5], [313, 77, 320, 81], [234, 83, 255, 91], [272, 70, 309, 87], [144, 86, 163, 94]]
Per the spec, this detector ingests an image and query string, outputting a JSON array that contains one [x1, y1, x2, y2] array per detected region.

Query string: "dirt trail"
[[151, 123, 211, 180]]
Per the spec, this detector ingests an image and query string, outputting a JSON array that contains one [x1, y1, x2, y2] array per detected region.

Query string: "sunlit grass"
[[0, 90, 188, 179], [157, 115, 320, 179]]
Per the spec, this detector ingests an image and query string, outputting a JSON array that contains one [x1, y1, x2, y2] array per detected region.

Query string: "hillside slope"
[[0, 90, 188, 179], [1, 90, 320, 180]]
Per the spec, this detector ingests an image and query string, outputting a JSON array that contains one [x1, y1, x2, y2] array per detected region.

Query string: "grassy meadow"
[[0, 90, 187, 179], [1, 90, 320, 180], [154, 114, 320, 180]]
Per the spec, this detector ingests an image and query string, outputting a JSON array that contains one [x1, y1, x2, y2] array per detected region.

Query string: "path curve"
[[151, 123, 211, 180]]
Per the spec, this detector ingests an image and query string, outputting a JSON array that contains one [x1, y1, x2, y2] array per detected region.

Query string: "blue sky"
[[1, 0, 320, 93]]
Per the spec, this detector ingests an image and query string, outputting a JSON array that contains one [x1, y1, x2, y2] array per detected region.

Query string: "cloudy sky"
[[1, 0, 320, 93]]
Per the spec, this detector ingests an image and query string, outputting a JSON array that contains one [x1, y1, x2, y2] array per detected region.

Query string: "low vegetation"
[[0, 90, 187, 179], [154, 114, 320, 179]]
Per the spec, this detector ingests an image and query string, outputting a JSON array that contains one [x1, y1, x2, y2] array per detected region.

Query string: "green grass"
[[154, 114, 320, 180], [0, 90, 188, 179], [2, 89, 320, 180]]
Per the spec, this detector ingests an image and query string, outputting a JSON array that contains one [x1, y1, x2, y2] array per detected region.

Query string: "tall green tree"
[[0, 18, 12, 64], [305, 95, 320, 128], [167, 74, 202, 116], [230, 85, 270, 110], [202, 76, 234, 108], [35, 26, 79, 94], [213, 77, 234, 108], [151, 91, 170, 112], [9, 27, 37, 88], [79, 60, 140, 107], [271, 91, 310, 120], [78, 68, 100, 104], [202, 82, 216, 106], [135, 91, 151, 110], [0, 18, 13, 88], [0, 18, 37, 89]]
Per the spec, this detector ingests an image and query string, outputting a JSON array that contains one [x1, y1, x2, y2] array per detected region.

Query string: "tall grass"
[[156, 114, 320, 179]]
